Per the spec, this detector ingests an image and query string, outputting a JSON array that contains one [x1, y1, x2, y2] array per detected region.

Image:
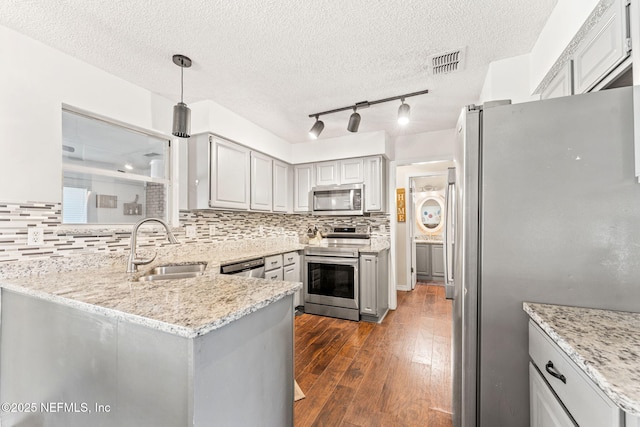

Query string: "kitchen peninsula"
[[0, 242, 303, 427]]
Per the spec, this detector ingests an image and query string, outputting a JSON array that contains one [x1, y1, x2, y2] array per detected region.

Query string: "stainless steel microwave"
[[310, 184, 364, 216]]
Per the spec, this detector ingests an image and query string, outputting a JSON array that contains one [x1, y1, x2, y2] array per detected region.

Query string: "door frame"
[[388, 158, 453, 295], [407, 171, 448, 290]]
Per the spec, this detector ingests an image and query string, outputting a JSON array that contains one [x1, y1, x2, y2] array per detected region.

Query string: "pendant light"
[[308, 115, 324, 139], [347, 108, 361, 133], [172, 54, 192, 139], [397, 98, 410, 125]]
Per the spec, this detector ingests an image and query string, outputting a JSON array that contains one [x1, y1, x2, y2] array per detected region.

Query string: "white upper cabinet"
[[541, 61, 574, 100], [210, 137, 251, 210], [250, 151, 273, 211], [364, 156, 386, 212], [340, 158, 364, 184], [316, 159, 365, 186], [187, 137, 385, 215], [294, 164, 314, 212], [315, 161, 340, 186], [573, 0, 630, 94], [273, 160, 290, 212]]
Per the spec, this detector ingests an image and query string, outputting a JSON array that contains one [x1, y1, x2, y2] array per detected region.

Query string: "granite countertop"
[[0, 242, 305, 339], [358, 240, 390, 254], [524, 302, 640, 416]]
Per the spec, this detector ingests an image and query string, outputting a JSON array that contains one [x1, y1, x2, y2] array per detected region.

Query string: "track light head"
[[347, 109, 361, 133], [309, 116, 324, 139], [398, 100, 410, 126]]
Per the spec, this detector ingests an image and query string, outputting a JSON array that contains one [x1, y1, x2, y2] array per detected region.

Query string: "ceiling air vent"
[[428, 48, 465, 75]]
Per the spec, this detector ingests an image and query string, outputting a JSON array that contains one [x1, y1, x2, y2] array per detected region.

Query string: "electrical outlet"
[[27, 227, 44, 246], [209, 225, 216, 236], [185, 225, 197, 239], [258, 226, 264, 234]]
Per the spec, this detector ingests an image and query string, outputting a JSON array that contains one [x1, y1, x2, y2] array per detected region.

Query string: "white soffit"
[[0, 0, 557, 143]]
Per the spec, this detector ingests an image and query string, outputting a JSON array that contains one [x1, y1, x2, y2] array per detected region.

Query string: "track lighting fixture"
[[397, 98, 410, 126], [307, 88, 428, 139], [172, 54, 192, 139], [308, 116, 324, 139], [347, 108, 361, 133]]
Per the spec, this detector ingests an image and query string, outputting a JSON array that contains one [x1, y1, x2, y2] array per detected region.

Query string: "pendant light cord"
[[180, 64, 184, 104]]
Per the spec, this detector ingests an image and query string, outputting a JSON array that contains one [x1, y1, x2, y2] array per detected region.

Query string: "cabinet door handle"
[[545, 361, 567, 384]]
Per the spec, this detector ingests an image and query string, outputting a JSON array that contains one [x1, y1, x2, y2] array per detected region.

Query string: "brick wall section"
[[145, 183, 165, 218]]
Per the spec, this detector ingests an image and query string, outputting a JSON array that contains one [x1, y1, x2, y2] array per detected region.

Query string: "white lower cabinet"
[[283, 251, 302, 308], [265, 254, 283, 280], [359, 250, 389, 322], [530, 362, 575, 427], [528, 321, 622, 427], [265, 267, 283, 281]]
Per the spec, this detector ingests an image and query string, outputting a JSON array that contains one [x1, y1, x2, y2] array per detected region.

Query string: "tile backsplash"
[[0, 201, 390, 262]]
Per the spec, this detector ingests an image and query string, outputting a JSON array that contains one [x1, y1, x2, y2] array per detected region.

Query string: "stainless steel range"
[[303, 226, 370, 321]]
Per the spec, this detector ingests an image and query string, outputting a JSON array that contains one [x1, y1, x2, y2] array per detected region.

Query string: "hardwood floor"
[[294, 283, 453, 427]]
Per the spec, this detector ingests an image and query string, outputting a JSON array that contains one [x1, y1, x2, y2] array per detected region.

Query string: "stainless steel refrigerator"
[[446, 86, 640, 427]]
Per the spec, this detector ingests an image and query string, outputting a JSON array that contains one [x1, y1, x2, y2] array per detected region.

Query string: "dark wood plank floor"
[[294, 283, 453, 427]]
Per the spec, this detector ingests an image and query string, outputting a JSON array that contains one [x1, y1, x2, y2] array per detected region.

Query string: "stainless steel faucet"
[[127, 218, 179, 273]]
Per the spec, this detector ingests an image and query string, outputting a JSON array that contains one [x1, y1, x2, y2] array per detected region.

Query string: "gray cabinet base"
[[360, 308, 389, 324], [304, 301, 360, 321], [0, 289, 294, 427]]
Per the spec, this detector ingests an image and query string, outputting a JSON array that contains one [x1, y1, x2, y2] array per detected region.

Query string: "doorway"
[[409, 173, 448, 289], [394, 161, 454, 292]]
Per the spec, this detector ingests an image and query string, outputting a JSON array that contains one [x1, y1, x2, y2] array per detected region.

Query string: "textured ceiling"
[[0, 0, 557, 143]]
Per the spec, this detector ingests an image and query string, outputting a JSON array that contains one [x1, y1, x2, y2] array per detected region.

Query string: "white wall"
[[530, 0, 600, 91], [291, 131, 392, 164], [394, 129, 455, 163], [190, 100, 294, 163], [0, 25, 174, 204], [478, 54, 540, 105]]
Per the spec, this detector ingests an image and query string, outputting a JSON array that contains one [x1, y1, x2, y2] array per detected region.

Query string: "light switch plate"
[[185, 225, 197, 239], [27, 227, 44, 246]]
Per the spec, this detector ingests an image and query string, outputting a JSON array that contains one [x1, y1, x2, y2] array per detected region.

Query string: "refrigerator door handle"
[[444, 167, 455, 299]]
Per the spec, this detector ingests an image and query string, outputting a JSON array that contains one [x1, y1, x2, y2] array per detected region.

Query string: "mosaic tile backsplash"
[[0, 201, 390, 262]]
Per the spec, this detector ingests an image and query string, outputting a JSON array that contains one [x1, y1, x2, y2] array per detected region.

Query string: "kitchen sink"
[[138, 262, 207, 282]]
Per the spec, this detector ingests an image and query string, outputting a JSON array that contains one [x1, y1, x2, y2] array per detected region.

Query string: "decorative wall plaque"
[[396, 188, 406, 222]]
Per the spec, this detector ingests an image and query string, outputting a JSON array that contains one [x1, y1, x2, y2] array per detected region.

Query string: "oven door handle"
[[305, 256, 359, 266]]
